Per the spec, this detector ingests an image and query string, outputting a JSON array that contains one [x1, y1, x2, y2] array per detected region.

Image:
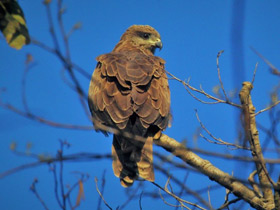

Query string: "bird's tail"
[[112, 135, 154, 187]]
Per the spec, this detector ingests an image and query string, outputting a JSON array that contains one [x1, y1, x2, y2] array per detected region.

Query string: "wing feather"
[[115, 92, 131, 111], [105, 80, 118, 96], [89, 52, 170, 135]]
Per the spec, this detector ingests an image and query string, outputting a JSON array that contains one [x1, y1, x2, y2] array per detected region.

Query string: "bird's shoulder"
[[96, 51, 165, 65], [95, 52, 166, 84]]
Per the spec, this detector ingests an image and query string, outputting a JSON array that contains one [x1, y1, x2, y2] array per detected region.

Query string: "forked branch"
[[239, 81, 275, 208]]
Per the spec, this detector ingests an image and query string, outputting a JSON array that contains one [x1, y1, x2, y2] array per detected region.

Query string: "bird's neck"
[[112, 40, 154, 55]]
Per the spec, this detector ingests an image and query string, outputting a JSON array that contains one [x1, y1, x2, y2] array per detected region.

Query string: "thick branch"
[[156, 134, 272, 210], [239, 82, 274, 208]]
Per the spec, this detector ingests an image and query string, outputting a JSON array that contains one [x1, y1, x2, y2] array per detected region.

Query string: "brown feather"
[[131, 88, 148, 105], [136, 137, 154, 182], [149, 85, 159, 100], [152, 98, 162, 110], [88, 25, 171, 187], [105, 81, 118, 96], [115, 92, 131, 111], [136, 98, 153, 118], [105, 105, 127, 124]]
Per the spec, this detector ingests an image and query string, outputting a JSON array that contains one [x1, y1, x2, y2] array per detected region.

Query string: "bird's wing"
[[88, 52, 170, 134]]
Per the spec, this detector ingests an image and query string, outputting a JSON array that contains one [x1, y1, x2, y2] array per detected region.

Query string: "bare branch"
[[58, 140, 66, 209], [22, 54, 36, 113], [251, 62, 258, 85], [153, 179, 206, 210], [155, 134, 274, 210], [250, 47, 280, 77], [120, 182, 143, 209], [216, 50, 229, 101], [44, 2, 61, 51], [207, 186, 213, 210], [182, 79, 220, 105], [94, 177, 113, 210], [0, 152, 111, 179], [175, 173, 189, 210], [139, 191, 143, 210], [30, 178, 49, 210], [0, 101, 93, 131], [31, 39, 91, 79], [50, 164, 65, 209], [255, 100, 280, 116], [154, 161, 210, 208], [217, 197, 241, 210], [248, 170, 262, 197], [166, 70, 241, 108], [239, 81, 275, 206], [195, 110, 249, 150], [64, 172, 89, 209], [96, 170, 106, 210]]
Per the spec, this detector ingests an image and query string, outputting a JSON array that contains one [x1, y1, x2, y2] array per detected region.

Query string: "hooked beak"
[[155, 40, 163, 50]]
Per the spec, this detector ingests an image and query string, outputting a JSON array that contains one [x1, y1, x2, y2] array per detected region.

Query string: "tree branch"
[[155, 134, 273, 210], [238, 81, 275, 208]]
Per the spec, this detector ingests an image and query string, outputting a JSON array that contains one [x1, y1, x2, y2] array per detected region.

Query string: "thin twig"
[[0, 152, 112, 179], [121, 182, 143, 209], [31, 39, 91, 79], [30, 178, 49, 210], [248, 170, 262, 197], [44, 0, 90, 123], [207, 186, 213, 210], [45, 3, 61, 51], [182, 80, 220, 104], [153, 179, 206, 210], [217, 197, 241, 210], [0, 101, 93, 130], [96, 170, 106, 210], [51, 164, 64, 209], [0, 161, 42, 179], [158, 188, 185, 208], [58, 140, 66, 209], [251, 62, 258, 85], [139, 191, 143, 210], [65, 172, 89, 209], [154, 164, 210, 208], [22, 54, 36, 113], [255, 100, 280, 116], [175, 173, 189, 210], [250, 47, 280, 76], [57, 0, 71, 59], [94, 177, 113, 210], [165, 70, 241, 108], [195, 110, 250, 150], [216, 50, 229, 101]]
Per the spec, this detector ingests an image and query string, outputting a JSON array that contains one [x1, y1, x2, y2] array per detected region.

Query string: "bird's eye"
[[140, 32, 150, 39], [136, 31, 151, 39], [143, 33, 150, 39]]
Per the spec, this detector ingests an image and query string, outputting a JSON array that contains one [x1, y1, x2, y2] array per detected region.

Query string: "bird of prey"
[[88, 25, 171, 187]]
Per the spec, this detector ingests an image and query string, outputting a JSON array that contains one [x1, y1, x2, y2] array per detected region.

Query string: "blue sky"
[[0, 0, 280, 209]]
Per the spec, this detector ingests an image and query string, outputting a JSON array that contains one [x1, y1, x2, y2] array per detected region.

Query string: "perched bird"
[[88, 25, 171, 187]]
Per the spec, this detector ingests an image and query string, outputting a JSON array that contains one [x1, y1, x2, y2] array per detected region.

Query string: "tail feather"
[[136, 137, 154, 182], [111, 135, 154, 187]]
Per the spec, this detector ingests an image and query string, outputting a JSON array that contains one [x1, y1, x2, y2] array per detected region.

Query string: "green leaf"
[[0, 0, 30, 49]]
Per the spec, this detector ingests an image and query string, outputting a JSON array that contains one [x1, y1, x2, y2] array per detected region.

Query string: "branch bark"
[[156, 134, 273, 210], [239, 82, 274, 207]]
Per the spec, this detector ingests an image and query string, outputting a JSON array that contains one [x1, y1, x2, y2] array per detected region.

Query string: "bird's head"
[[118, 25, 163, 54]]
